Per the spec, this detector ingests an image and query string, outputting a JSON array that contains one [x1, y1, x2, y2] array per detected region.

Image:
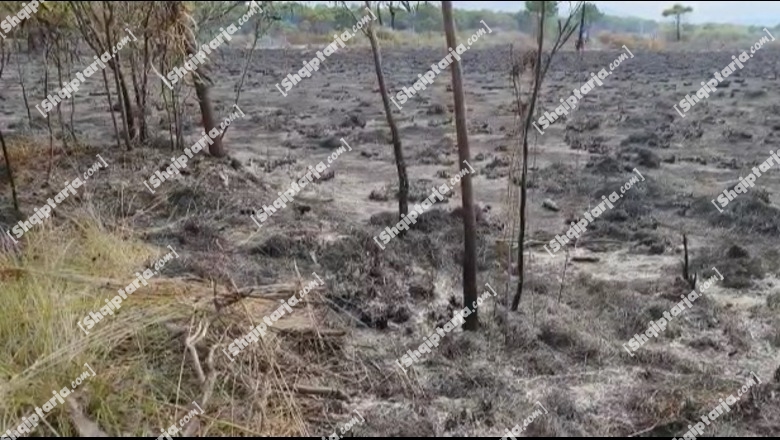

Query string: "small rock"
[[427, 103, 447, 115], [726, 244, 749, 259], [542, 199, 559, 212], [318, 170, 335, 182], [369, 189, 388, 201], [319, 136, 342, 150], [571, 255, 600, 262], [649, 243, 666, 255], [341, 113, 366, 129]]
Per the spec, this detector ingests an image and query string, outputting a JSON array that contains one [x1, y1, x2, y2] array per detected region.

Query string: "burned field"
[[1, 36, 779, 437]]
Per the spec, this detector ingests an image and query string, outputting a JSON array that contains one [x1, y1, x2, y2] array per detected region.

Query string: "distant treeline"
[[198, 1, 780, 46]]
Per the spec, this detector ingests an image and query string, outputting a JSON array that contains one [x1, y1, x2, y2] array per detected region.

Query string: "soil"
[[1, 42, 779, 436]]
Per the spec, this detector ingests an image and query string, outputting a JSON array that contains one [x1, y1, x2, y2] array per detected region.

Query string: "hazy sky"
[[453, 1, 780, 26]]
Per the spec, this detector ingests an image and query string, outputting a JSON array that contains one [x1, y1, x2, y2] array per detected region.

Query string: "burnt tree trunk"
[[511, 1, 545, 311], [0, 129, 19, 213], [103, 3, 135, 149], [176, 2, 225, 157], [442, 1, 478, 331], [364, 6, 408, 217], [576, 3, 586, 51]]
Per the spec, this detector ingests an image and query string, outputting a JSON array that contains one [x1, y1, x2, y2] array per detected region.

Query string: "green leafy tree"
[[525, 1, 558, 36], [525, 1, 558, 16], [582, 2, 602, 24], [662, 3, 693, 41]]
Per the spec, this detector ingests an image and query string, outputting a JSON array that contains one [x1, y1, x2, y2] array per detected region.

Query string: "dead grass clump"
[[429, 362, 502, 399], [585, 155, 622, 176], [318, 232, 413, 328], [252, 233, 317, 260], [635, 148, 662, 169], [696, 192, 780, 236], [523, 349, 568, 376], [691, 243, 765, 289], [438, 331, 483, 361], [721, 314, 753, 352], [501, 319, 540, 352], [537, 317, 604, 365], [357, 402, 436, 436], [624, 348, 699, 374], [615, 298, 683, 341], [536, 162, 599, 196], [372, 179, 455, 204], [525, 388, 587, 436], [728, 381, 780, 436], [767, 292, 780, 310]]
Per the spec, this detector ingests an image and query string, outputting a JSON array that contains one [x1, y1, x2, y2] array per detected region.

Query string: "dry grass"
[[0, 201, 345, 436], [596, 32, 666, 52], [275, 27, 535, 50]]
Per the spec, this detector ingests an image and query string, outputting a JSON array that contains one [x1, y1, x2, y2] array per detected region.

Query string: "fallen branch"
[[292, 384, 350, 401], [275, 328, 346, 337], [571, 256, 600, 262]]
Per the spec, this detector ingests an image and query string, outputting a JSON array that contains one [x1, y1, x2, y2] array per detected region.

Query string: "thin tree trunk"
[[442, 1, 478, 331], [103, 26, 133, 150], [0, 129, 19, 213], [189, 56, 223, 157], [68, 42, 78, 143], [103, 1, 136, 143], [101, 66, 122, 150], [43, 45, 55, 183], [138, 6, 153, 144], [15, 41, 32, 126], [54, 40, 69, 149], [676, 16, 681, 41], [0, 38, 10, 80], [511, 2, 545, 312], [177, 1, 225, 157], [129, 57, 146, 143], [110, 63, 132, 150], [222, 20, 261, 142], [364, 7, 408, 218], [576, 4, 586, 51]]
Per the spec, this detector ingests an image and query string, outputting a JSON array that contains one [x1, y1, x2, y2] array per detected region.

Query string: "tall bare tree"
[[511, 2, 581, 311], [442, 1, 478, 331], [387, 1, 396, 29], [342, 1, 409, 218], [70, 1, 135, 150]]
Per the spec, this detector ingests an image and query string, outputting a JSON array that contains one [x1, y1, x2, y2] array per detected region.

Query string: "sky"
[[452, 1, 780, 26]]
